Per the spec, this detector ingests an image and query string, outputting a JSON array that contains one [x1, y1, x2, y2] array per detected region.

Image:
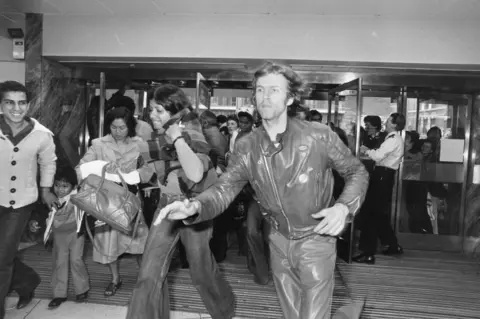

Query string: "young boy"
[[47, 166, 89, 309]]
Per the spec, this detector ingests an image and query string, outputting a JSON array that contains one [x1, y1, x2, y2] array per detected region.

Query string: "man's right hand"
[[154, 199, 199, 226]]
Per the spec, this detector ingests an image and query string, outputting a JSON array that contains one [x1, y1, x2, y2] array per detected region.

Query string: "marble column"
[[25, 13, 87, 167], [464, 95, 480, 256]]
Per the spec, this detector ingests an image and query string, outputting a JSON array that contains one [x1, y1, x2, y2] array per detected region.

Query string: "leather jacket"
[[194, 118, 369, 239]]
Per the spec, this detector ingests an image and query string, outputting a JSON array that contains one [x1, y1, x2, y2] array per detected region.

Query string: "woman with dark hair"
[[126, 84, 234, 319], [107, 94, 153, 142], [404, 130, 422, 161], [226, 114, 239, 153], [76, 106, 151, 297]]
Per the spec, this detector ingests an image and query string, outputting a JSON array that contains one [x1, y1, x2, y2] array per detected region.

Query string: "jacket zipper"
[[263, 154, 291, 235], [315, 172, 321, 208]]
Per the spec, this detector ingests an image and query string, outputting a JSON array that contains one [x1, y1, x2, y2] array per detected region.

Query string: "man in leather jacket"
[[155, 62, 369, 319]]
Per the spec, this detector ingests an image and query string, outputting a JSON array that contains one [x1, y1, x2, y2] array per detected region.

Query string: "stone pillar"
[[464, 95, 480, 256], [24, 13, 87, 167]]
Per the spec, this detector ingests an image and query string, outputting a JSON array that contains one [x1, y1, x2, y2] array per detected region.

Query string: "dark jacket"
[[202, 126, 228, 172], [191, 118, 369, 239]]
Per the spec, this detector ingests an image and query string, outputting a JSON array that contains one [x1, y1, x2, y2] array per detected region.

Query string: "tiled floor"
[[4, 297, 225, 319]]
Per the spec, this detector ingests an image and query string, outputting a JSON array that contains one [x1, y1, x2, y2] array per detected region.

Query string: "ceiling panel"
[[3, 0, 480, 20], [7, 0, 62, 15], [271, 0, 480, 19], [99, 0, 163, 15], [40, 0, 113, 15], [152, 0, 274, 15]]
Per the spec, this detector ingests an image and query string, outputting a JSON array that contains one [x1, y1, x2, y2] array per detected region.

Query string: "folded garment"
[[78, 160, 140, 185]]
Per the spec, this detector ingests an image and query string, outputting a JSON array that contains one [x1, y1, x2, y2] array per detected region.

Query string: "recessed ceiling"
[[2, 0, 480, 20]]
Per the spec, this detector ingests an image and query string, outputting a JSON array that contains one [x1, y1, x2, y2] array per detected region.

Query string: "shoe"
[[16, 292, 34, 309], [48, 298, 67, 309], [104, 280, 123, 297], [382, 245, 404, 256], [352, 254, 376, 264], [253, 275, 269, 286], [75, 291, 89, 303]]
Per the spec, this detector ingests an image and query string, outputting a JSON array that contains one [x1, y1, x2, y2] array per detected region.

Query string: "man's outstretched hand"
[[153, 199, 199, 226]]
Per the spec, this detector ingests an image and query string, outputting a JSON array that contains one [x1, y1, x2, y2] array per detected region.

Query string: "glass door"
[[328, 79, 363, 263], [396, 92, 473, 251]]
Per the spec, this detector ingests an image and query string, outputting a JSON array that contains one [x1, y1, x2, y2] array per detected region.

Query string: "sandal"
[[104, 280, 123, 297]]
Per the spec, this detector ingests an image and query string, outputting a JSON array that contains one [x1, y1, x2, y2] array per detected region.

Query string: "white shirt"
[[365, 131, 404, 170], [229, 130, 239, 153]]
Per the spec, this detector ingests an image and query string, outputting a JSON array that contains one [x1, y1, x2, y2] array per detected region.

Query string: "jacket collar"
[[100, 134, 141, 144], [100, 134, 142, 154], [31, 118, 54, 135], [0, 115, 53, 140], [258, 116, 298, 157]]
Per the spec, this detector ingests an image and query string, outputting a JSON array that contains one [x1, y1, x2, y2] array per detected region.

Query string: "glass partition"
[[396, 93, 472, 251]]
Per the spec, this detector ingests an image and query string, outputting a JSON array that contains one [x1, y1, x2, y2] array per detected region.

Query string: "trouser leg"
[[180, 222, 235, 319], [126, 219, 179, 319], [69, 234, 90, 295], [51, 231, 70, 298], [0, 204, 35, 319], [269, 230, 337, 319], [294, 235, 336, 319], [268, 231, 301, 319]]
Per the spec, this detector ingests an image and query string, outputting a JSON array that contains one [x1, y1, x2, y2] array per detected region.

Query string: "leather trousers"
[[268, 229, 336, 319], [126, 218, 234, 319]]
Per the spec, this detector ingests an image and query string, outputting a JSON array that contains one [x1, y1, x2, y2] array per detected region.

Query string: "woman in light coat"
[[77, 107, 152, 296]]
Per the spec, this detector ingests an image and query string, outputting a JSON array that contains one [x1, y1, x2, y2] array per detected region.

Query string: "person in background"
[[108, 93, 153, 142], [363, 115, 386, 150], [309, 109, 323, 123], [354, 113, 405, 264], [237, 106, 271, 285], [236, 106, 255, 140], [219, 126, 229, 137], [155, 62, 368, 319], [199, 110, 228, 174], [404, 131, 422, 161], [226, 115, 239, 153], [0, 81, 57, 318], [47, 166, 89, 309], [77, 107, 151, 297], [216, 114, 228, 129], [333, 126, 349, 148], [86, 96, 108, 146], [295, 106, 309, 121], [426, 126, 442, 161], [199, 110, 232, 263]]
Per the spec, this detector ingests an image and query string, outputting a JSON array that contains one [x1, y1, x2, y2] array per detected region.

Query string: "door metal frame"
[[80, 83, 95, 156], [98, 72, 106, 138]]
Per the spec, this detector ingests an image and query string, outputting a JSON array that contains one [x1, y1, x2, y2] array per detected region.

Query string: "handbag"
[[71, 165, 141, 235]]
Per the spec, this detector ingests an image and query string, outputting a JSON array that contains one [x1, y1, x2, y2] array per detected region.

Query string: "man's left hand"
[[312, 204, 349, 236], [41, 189, 58, 209]]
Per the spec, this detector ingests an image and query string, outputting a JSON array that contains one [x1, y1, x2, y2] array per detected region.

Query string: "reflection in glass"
[[400, 98, 468, 236]]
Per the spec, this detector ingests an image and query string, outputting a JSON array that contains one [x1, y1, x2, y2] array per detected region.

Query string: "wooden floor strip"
[[15, 244, 480, 318]]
